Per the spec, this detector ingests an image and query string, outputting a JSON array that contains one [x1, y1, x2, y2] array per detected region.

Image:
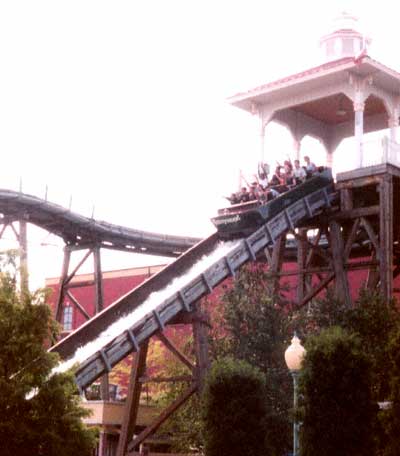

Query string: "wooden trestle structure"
[[0, 163, 398, 455], [112, 163, 400, 454], [5, 15, 400, 454], [115, 306, 209, 456], [1, 161, 399, 454], [47, 179, 333, 454], [267, 163, 399, 309]]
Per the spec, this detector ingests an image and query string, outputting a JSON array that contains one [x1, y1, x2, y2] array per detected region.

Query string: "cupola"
[[319, 11, 371, 62]]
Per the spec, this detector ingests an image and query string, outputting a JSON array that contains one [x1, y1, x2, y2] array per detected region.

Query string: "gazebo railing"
[[361, 136, 400, 168]]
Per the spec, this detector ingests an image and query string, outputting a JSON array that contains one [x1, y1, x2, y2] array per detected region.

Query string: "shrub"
[[300, 327, 377, 456], [202, 357, 268, 456]]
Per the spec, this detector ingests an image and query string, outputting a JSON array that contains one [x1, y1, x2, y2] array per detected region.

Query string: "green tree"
[[298, 288, 400, 401], [209, 263, 292, 455], [202, 357, 268, 456], [343, 289, 400, 401], [0, 255, 97, 456], [378, 324, 400, 456], [300, 326, 378, 456]]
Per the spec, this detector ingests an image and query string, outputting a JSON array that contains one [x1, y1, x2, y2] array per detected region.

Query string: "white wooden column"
[[293, 138, 301, 162], [353, 100, 365, 168], [325, 145, 333, 169], [258, 108, 274, 164], [260, 123, 266, 163], [388, 108, 399, 143]]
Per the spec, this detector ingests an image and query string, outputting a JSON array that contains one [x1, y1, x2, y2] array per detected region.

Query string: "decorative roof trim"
[[228, 55, 400, 105]]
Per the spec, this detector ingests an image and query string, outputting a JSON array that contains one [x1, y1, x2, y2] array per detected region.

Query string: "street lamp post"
[[284, 333, 306, 456]]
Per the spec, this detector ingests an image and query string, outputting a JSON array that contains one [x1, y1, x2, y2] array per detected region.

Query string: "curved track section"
[[0, 189, 200, 257], [50, 181, 334, 391]]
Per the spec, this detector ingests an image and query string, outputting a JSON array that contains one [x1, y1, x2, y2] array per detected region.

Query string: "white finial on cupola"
[[319, 11, 371, 62]]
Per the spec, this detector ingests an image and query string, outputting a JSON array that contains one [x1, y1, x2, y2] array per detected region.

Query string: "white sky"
[[0, 1, 399, 288]]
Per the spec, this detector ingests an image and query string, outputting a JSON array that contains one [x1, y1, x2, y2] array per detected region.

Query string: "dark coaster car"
[[211, 168, 334, 239]]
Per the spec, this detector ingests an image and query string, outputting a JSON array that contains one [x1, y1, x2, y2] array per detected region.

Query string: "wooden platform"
[[336, 162, 400, 184]]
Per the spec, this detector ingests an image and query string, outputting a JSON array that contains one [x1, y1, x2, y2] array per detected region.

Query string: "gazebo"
[[228, 12, 400, 171]]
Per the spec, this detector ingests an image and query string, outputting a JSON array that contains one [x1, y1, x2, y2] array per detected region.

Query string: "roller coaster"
[[49, 169, 335, 391], [6, 158, 398, 455]]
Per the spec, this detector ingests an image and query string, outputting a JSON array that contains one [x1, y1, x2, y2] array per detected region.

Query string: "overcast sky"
[[0, 1, 398, 288]]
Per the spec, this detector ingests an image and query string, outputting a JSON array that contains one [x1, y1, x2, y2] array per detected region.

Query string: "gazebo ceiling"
[[290, 93, 386, 126], [229, 56, 400, 128]]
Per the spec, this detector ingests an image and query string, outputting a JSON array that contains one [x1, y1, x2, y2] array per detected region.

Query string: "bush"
[[379, 325, 400, 456], [300, 327, 377, 456], [202, 357, 268, 456]]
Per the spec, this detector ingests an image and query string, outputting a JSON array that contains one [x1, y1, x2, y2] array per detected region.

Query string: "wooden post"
[[55, 246, 71, 323], [271, 234, 286, 296], [93, 246, 104, 313], [329, 220, 351, 307], [19, 220, 29, 294], [192, 305, 210, 391], [379, 175, 393, 301], [340, 188, 353, 211], [93, 246, 109, 400], [116, 342, 149, 456], [296, 229, 307, 304], [366, 250, 380, 291]]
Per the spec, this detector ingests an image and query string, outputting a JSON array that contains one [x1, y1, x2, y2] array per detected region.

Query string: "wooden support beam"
[[10, 222, 20, 241], [305, 229, 322, 267], [292, 230, 331, 265], [271, 234, 286, 296], [343, 218, 360, 260], [55, 247, 71, 323], [340, 187, 353, 211], [366, 251, 380, 291], [126, 383, 197, 454], [64, 249, 93, 286], [93, 246, 104, 314], [93, 246, 109, 401], [19, 220, 29, 294], [155, 332, 195, 372], [264, 246, 273, 267], [297, 272, 335, 309], [192, 304, 210, 391], [360, 217, 380, 256], [333, 205, 379, 221], [336, 174, 381, 189], [0, 222, 9, 240], [296, 229, 307, 303], [302, 229, 323, 303], [116, 342, 149, 456], [65, 290, 91, 321], [273, 260, 379, 277], [379, 175, 393, 301], [329, 220, 351, 307]]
